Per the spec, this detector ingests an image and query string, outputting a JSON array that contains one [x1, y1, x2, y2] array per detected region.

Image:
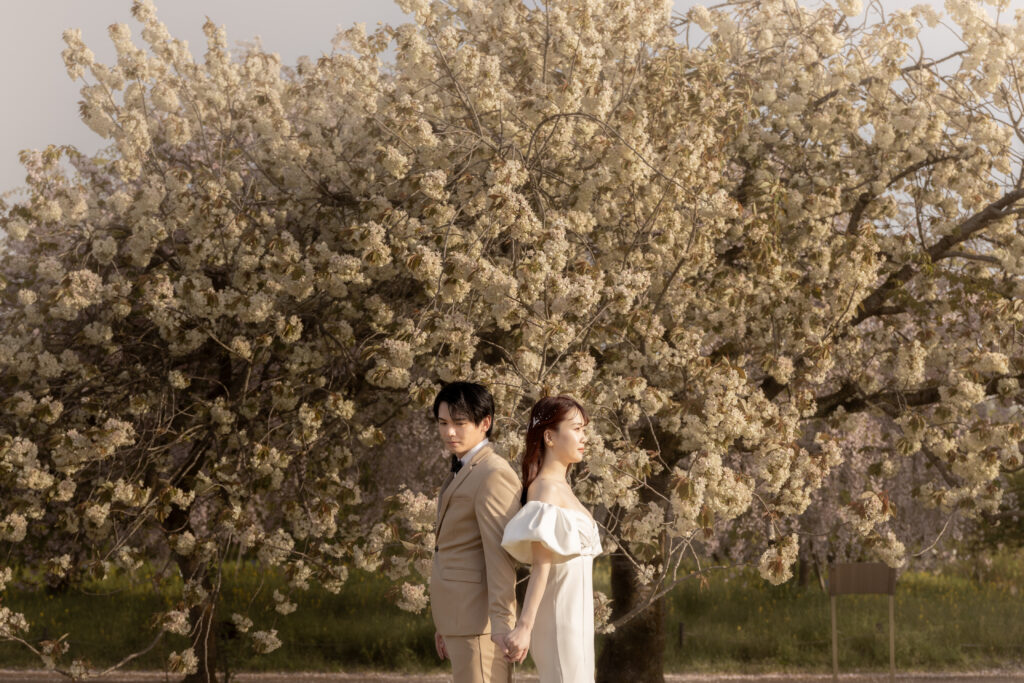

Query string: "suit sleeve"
[[475, 463, 522, 634]]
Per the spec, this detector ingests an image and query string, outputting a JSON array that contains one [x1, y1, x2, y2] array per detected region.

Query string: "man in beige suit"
[[430, 382, 521, 683]]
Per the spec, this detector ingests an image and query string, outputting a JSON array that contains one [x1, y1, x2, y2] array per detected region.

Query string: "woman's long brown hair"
[[521, 395, 589, 505]]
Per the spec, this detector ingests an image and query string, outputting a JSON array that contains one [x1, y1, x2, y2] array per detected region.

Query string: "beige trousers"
[[445, 634, 512, 683]]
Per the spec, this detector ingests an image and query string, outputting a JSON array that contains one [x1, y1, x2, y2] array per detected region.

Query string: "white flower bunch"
[[167, 648, 198, 675], [160, 609, 191, 636], [272, 589, 297, 615], [757, 534, 799, 585], [396, 582, 429, 613], [251, 629, 282, 654]]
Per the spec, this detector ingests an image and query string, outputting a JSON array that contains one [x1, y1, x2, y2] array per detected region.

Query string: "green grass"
[[660, 552, 1024, 673], [1, 551, 1022, 673], [0, 562, 437, 673]]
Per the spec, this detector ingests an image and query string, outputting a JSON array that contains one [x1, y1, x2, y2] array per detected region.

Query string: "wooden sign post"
[[828, 562, 897, 683]]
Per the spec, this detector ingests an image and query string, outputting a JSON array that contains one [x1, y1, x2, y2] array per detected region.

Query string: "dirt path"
[[2, 671, 1024, 683]]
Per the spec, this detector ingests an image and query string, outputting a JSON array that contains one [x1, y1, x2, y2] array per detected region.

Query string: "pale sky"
[[0, 0, 1010, 196]]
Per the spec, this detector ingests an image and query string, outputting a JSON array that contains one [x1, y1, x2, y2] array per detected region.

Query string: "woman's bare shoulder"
[[526, 478, 566, 505]]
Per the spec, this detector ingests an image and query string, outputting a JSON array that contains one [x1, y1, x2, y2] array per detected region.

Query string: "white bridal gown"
[[501, 500, 603, 683]]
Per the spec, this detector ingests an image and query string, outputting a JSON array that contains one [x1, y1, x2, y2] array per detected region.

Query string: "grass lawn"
[[0, 562, 438, 673], [0, 550, 1021, 673], [660, 552, 1024, 672]]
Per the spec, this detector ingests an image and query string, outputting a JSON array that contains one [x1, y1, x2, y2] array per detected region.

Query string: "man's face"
[[436, 401, 490, 458]]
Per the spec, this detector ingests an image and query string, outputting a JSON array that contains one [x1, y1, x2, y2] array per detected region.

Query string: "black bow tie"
[[450, 453, 463, 473]]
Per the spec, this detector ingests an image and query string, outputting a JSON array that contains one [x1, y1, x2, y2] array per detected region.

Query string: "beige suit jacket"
[[430, 442, 521, 637]]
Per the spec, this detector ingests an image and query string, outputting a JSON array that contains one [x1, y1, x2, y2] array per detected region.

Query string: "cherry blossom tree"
[[2, 0, 1024, 681]]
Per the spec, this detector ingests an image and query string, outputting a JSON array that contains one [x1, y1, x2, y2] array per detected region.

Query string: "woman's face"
[[544, 408, 587, 464]]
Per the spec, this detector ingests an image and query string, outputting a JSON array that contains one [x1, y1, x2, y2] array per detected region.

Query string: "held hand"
[[434, 631, 448, 660], [502, 624, 531, 664], [490, 631, 509, 658]]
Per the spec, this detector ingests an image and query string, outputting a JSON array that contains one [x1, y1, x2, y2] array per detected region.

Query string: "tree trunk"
[[163, 439, 222, 682], [183, 594, 220, 683], [169, 549, 221, 683], [797, 554, 810, 587], [814, 557, 827, 593], [596, 551, 665, 683]]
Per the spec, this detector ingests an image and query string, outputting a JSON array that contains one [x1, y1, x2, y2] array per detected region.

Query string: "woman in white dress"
[[500, 395, 602, 683]]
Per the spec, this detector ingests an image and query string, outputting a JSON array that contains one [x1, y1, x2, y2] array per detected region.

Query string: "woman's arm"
[[503, 479, 560, 663], [503, 540, 552, 663]]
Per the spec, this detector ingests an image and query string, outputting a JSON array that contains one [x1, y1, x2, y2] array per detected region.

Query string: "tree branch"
[[852, 187, 1024, 325], [813, 372, 1024, 419]]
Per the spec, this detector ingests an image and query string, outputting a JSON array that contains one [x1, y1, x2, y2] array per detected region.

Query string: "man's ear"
[[480, 415, 492, 433]]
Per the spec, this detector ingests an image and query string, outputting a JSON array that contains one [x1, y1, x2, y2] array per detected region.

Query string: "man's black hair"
[[432, 382, 495, 438]]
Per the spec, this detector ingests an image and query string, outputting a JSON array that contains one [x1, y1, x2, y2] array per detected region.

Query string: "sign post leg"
[[831, 594, 838, 683], [889, 594, 895, 683]]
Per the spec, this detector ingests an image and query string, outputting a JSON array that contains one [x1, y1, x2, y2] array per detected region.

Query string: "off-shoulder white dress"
[[501, 500, 603, 683]]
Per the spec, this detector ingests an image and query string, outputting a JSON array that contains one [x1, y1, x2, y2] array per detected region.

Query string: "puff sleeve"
[[501, 500, 583, 564]]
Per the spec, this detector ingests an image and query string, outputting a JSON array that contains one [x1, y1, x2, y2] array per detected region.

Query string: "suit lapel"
[[436, 443, 493, 534], [435, 471, 455, 529]]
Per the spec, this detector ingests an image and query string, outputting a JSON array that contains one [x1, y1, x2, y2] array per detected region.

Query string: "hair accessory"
[[530, 408, 557, 428]]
